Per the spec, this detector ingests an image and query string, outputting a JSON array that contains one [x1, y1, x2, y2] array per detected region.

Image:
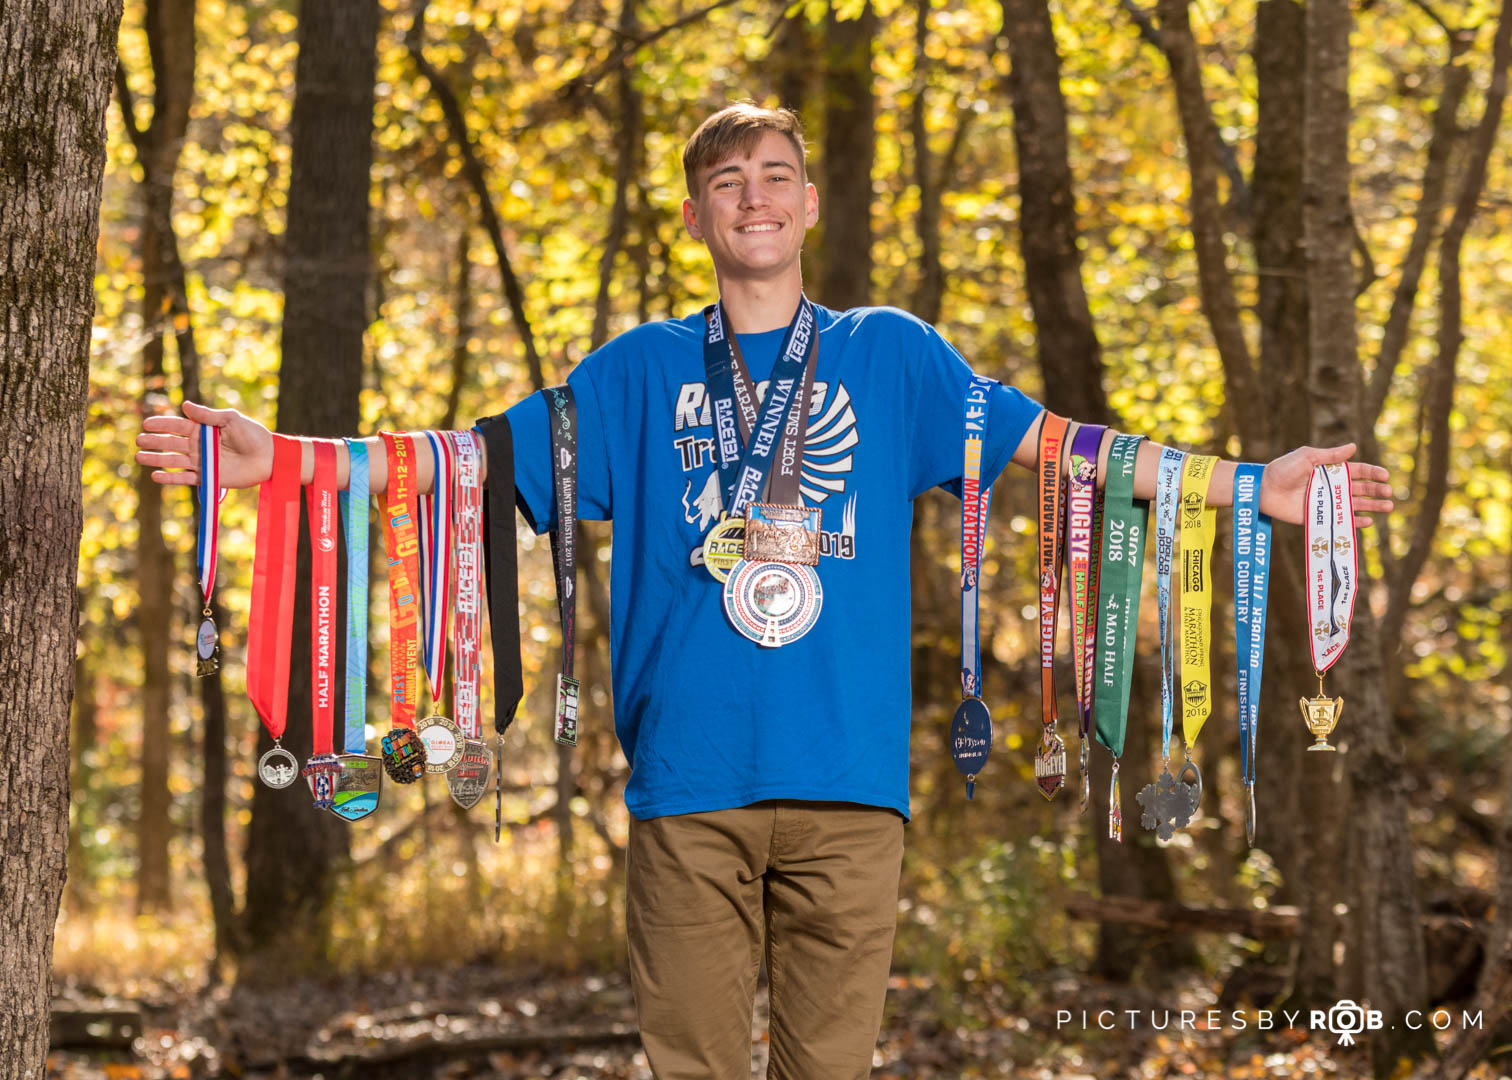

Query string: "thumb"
[[183, 400, 237, 427], [1311, 442, 1357, 466]]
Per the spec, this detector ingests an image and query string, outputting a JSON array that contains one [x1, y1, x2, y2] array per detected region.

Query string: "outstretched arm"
[[134, 400, 467, 494], [1007, 413, 1394, 527]]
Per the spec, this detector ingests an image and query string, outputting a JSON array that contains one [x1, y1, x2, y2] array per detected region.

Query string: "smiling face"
[[682, 129, 819, 287]]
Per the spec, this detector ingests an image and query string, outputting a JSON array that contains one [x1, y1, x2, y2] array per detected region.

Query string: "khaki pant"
[[627, 800, 905, 1080]]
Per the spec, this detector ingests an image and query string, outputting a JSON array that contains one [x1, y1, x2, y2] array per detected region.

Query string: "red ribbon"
[[247, 434, 303, 741], [381, 431, 422, 731], [306, 440, 339, 756]]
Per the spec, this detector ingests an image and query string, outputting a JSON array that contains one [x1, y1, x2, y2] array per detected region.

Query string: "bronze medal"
[[744, 502, 821, 566]]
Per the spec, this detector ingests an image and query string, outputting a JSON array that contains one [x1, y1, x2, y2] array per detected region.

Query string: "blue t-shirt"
[[493, 304, 1043, 820]]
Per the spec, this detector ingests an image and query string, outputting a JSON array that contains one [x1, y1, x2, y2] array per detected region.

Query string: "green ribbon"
[[1093, 434, 1148, 757]]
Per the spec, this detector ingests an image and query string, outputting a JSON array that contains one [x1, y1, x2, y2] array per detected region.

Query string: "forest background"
[[7, 0, 1512, 1074]]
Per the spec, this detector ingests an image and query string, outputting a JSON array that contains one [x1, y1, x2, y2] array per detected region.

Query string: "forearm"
[[290, 432, 487, 495]]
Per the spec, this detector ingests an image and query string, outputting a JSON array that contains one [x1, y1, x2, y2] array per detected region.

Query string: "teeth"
[[738, 224, 779, 233]]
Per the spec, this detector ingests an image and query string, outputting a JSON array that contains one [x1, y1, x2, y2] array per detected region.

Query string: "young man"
[[138, 103, 1392, 1079]]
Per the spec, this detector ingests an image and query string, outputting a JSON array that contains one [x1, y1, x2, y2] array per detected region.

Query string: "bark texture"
[[818, 0, 876, 310], [239, 0, 377, 982], [0, 0, 123, 1072]]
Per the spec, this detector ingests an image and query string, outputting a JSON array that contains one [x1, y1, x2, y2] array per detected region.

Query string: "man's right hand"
[[135, 400, 275, 489]]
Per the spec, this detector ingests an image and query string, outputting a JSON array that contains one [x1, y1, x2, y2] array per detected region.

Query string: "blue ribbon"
[[1154, 447, 1186, 760], [340, 439, 370, 754], [1232, 463, 1271, 791], [701, 297, 817, 517]]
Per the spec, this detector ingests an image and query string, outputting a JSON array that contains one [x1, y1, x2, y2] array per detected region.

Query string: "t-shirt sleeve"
[[907, 322, 1044, 499], [477, 362, 612, 534]]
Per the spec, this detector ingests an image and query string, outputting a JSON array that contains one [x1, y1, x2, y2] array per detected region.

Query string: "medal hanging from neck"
[[446, 429, 492, 809], [1093, 434, 1148, 842], [379, 430, 425, 784], [247, 434, 303, 788], [477, 414, 524, 841], [703, 298, 825, 648], [1067, 423, 1108, 812], [301, 440, 342, 809], [329, 438, 382, 821], [415, 432, 463, 773], [950, 375, 995, 799], [546, 387, 582, 747], [1302, 463, 1354, 751], [1137, 447, 1192, 839], [1033, 412, 1070, 799], [1232, 463, 1272, 845], [194, 423, 223, 677]]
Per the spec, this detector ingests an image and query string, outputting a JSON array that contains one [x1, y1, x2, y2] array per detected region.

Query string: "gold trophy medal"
[[700, 514, 746, 582], [1301, 673, 1343, 751]]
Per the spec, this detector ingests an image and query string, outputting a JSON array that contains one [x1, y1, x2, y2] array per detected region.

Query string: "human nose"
[[739, 180, 768, 210]]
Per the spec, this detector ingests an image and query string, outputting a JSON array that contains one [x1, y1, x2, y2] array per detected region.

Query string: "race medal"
[[700, 514, 746, 582], [302, 753, 339, 810], [555, 674, 580, 747], [446, 739, 492, 810], [1035, 732, 1068, 799], [1143, 447, 1186, 835], [258, 744, 299, 789], [195, 612, 220, 678], [1033, 412, 1070, 800], [331, 753, 382, 820], [723, 559, 823, 647], [745, 502, 821, 565], [950, 698, 992, 800], [416, 713, 465, 773], [194, 423, 222, 676], [1136, 762, 1200, 842], [381, 726, 425, 783], [1303, 463, 1355, 751]]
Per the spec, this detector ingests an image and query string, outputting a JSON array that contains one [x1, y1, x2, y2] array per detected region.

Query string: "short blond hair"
[[682, 103, 807, 196]]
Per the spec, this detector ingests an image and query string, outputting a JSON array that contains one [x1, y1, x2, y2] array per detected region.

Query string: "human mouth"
[[736, 223, 781, 234]]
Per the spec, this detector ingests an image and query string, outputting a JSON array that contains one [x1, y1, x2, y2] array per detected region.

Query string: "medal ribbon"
[[196, 423, 221, 602], [1178, 454, 1219, 748], [1067, 424, 1107, 742], [477, 415, 523, 733], [1306, 463, 1356, 673], [450, 430, 484, 740], [306, 440, 339, 757], [340, 439, 370, 754], [701, 297, 818, 517], [419, 431, 456, 710], [1036, 413, 1070, 735], [960, 374, 995, 698], [247, 434, 303, 741], [1154, 447, 1186, 759], [1233, 463, 1271, 794], [1093, 434, 1148, 758], [546, 387, 579, 681], [380, 431, 422, 731]]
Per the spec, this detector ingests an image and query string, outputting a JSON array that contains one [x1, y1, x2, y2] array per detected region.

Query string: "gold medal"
[[700, 514, 746, 582]]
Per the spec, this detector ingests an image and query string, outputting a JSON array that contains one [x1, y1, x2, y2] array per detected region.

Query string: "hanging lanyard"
[[1232, 462, 1272, 845], [379, 431, 425, 784], [443, 429, 493, 811], [701, 297, 819, 517], [545, 386, 581, 748], [415, 431, 464, 775], [247, 434, 303, 788], [339, 439, 370, 756], [1093, 434, 1147, 841], [1301, 463, 1355, 752], [302, 440, 341, 808], [1033, 412, 1069, 800], [194, 424, 222, 677], [1177, 453, 1218, 757], [1067, 423, 1107, 812], [950, 374, 995, 799], [477, 413, 523, 841]]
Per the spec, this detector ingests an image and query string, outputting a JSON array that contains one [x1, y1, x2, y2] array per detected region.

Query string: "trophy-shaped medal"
[[1300, 682, 1343, 752]]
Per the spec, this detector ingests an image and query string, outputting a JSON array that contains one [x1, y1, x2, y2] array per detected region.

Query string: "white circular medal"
[[722, 559, 823, 647], [415, 714, 465, 773], [196, 618, 217, 661], [258, 745, 299, 789]]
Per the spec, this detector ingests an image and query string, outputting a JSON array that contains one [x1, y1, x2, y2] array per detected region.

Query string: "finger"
[[137, 450, 195, 470], [1351, 497, 1394, 514], [136, 432, 193, 454], [1346, 460, 1389, 484], [1349, 479, 1393, 501], [151, 469, 200, 486], [183, 400, 239, 427], [1311, 442, 1357, 465], [141, 414, 197, 436]]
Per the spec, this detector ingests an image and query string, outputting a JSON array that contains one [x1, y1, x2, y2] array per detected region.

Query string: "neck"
[[714, 271, 805, 334]]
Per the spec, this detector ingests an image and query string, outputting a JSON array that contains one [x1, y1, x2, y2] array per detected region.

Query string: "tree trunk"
[[818, 0, 875, 310], [0, 0, 122, 1074], [67, 632, 98, 914], [238, 0, 377, 983], [999, 0, 1111, 426]]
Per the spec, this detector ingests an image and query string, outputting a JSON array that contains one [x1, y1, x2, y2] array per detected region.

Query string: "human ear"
[[804, 183, 819, 229], [683, 197, 704, 241]]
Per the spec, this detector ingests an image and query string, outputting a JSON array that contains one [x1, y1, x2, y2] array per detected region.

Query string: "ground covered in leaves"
[[47, 965, 1509, 1079]]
